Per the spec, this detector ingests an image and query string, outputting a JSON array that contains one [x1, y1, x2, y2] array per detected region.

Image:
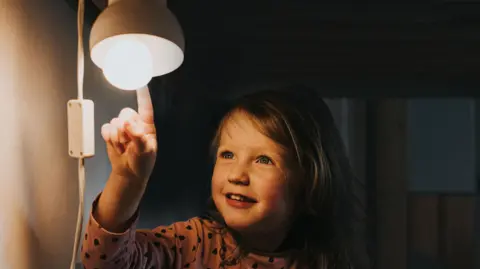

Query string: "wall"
[[408, 98, 476, 193], [0, 1, 135, 268]]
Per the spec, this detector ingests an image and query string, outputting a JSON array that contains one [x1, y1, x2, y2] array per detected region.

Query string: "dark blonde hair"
[[209, 84, 368, 269]]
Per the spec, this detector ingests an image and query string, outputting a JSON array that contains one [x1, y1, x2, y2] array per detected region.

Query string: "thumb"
[[143, 134, 157, 154]]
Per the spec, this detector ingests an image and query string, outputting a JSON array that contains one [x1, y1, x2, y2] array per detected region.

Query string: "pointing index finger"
[[136, 86, 154, 124]]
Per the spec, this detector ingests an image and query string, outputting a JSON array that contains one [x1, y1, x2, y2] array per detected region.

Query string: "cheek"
[[255, 171, 294, 214], [211, 164, 225, 191], [257, 180, 290, 209]]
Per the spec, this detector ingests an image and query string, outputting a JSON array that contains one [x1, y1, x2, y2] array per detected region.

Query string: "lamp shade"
[[90, 0, 185, 90]]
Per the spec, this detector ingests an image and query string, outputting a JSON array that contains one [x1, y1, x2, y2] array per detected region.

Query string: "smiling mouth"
[[226, 193, 257, 203]]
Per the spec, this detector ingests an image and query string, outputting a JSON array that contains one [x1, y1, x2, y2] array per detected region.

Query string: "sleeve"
[[81, 194, 205, 269]]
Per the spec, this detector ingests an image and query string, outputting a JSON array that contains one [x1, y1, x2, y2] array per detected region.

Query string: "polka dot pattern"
[[80, 195, 290, 269]]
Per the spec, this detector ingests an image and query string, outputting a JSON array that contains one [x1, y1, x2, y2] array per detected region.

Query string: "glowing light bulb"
[[102, 39, 153, 90]]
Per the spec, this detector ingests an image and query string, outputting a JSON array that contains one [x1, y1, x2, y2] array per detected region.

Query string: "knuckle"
[[120, 107, 131, 113], [120, 107, 136, 119]]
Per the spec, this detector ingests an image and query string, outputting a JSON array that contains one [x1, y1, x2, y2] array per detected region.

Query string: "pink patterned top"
[[81, 195, 295, 269]]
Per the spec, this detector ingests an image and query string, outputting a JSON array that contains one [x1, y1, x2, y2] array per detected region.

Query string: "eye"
[[256, 155, 273, 165], [220, 151, 234, 159]]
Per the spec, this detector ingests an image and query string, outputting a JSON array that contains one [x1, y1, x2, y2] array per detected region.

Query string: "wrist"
[[110, 170, 149, 188], [95, 172, 147, 232], [107, 172, 148, 206]]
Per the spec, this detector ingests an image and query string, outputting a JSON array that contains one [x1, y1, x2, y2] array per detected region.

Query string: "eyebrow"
[[218, 121, 287, 158], [217, 142, 285, 160]]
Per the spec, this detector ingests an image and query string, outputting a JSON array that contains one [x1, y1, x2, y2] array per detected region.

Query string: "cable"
[[77, 0, 85, 101], [70, 159, 86, 269], [70, 0, 86, 268]]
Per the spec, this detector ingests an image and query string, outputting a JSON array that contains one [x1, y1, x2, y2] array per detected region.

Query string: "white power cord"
[[70, 160, 86, 269], [69, 0, 90, 268], [76, 0, 85, 101]]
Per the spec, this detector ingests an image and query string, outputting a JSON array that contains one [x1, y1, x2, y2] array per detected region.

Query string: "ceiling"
[[64, 0, 480, 96]]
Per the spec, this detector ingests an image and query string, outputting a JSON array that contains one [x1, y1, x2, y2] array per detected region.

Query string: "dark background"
[[68, 1, 480, 269]]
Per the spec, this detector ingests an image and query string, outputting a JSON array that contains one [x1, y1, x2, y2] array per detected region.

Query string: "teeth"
[[230, 194, 244, 201], [227, 194, 255, 203]]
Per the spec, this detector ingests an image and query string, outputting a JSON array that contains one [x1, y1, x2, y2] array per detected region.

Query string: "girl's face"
[[211, 111, 295, 236]]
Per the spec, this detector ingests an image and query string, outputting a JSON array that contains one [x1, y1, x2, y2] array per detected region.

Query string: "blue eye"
[[256, 155, 273, 165], [220, 151, 234, 159]]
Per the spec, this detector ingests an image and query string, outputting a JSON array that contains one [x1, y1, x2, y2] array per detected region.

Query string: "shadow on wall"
[[0, 1, 137, 268], [0, 1, 79, 268]]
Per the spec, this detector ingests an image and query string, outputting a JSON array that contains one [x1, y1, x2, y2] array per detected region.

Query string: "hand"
[[101, 86, 157, 183]]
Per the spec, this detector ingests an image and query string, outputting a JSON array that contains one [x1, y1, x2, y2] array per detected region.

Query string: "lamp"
[[90, 0, 185, 90], [68, 1, 184, 268]]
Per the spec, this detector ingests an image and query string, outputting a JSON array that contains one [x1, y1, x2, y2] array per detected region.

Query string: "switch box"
[[67, 99, 95, 158]]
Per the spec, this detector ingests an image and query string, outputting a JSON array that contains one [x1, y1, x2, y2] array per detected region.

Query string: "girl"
[[81, 84, 368, 269]]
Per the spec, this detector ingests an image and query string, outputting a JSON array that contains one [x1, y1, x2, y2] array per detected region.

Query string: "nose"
[[227, 163, 250, 186]]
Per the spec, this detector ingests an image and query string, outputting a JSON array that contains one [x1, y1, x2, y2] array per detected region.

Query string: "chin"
[[222, 212, 268, 235], [223, 217, 254, 231]]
